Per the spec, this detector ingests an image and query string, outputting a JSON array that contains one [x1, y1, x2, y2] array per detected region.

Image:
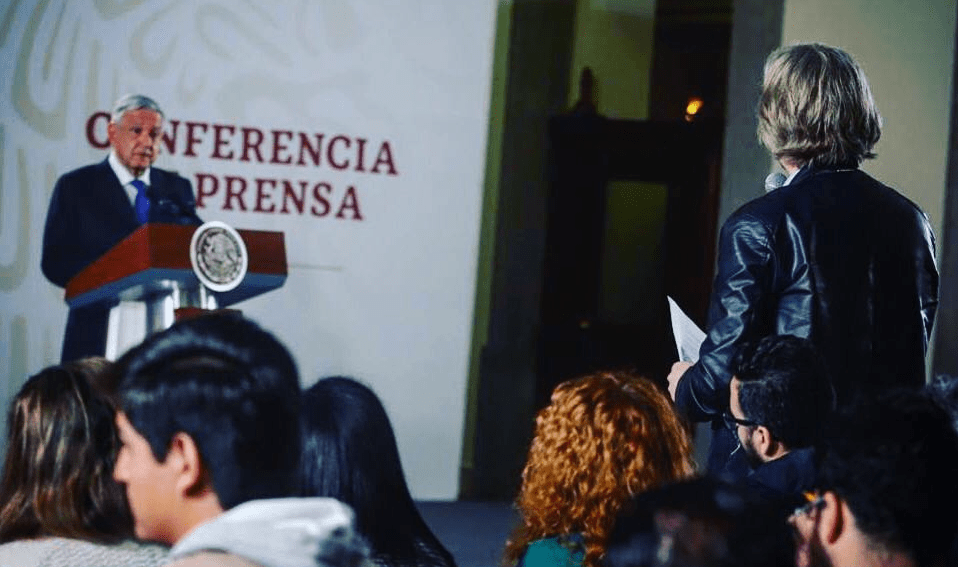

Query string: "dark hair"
[[926, 374, 958, 433], [757, 43, 882, 168], [0, 362, 133, 542], [732, 335, 835, 448], [115, 312, 302, 509], [300, 377, 456, 567], [603, 477, 795, 567], [818, 389, 958, 564]]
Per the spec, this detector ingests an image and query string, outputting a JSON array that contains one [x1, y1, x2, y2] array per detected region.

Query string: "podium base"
[[104, 284, 218, 360]]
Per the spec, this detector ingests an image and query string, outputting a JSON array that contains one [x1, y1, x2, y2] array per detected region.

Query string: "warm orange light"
[[685, 97, 704, 117]]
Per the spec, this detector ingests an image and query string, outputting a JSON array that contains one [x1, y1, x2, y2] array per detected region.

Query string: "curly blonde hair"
[[504, 372, 696, 567]]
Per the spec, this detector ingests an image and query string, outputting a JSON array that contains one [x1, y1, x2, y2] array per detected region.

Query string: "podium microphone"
[[764, 172, 787, 192]]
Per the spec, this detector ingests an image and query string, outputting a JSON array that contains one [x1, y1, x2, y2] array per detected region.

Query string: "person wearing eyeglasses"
[[790, 389, 958, 567], [726, 335, 834, 511], [41, 93, 202, 363]]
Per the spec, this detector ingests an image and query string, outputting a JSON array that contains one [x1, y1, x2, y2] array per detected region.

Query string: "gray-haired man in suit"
[[42, 94, 202, 362]]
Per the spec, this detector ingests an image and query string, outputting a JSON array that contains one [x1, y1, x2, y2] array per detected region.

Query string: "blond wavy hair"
[[757, 43, 882, 168], [504, 372, 696, 567]]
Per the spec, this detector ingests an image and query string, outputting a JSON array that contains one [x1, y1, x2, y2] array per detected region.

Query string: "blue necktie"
[[131, 179, 150, 223]]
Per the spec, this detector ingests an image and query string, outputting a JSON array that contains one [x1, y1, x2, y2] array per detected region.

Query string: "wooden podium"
[[65, 223, 287, 358]]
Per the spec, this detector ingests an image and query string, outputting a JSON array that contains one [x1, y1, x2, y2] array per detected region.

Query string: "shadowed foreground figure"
[[602, 477, 795, 567], [504, 372, 696, 567], [790, 389, 958, 567], [300, 377, 457, 567], [0, 361, 167, 567]]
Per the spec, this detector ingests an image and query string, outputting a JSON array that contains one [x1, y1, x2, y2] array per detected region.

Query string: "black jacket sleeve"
[[675, 212, 776, 421], [41, 174, 93, 287]]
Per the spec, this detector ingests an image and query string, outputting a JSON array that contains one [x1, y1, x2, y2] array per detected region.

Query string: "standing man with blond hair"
[[42, 94, 202, 362], [667, 43, 938, 475]]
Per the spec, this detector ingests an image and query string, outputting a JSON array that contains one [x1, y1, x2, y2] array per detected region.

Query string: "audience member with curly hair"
[[504, 372, 696, 567], [0, 360, 167, 566]]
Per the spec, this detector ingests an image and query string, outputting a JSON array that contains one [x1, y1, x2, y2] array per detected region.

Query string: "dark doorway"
[[535, 112, 723, 409]]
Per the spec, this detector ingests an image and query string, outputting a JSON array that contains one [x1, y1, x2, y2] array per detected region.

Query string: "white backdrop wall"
[[0, 1, 498, 499]]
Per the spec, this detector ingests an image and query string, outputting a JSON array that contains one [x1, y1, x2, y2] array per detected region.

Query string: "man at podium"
[[41, 94, 202, 362]]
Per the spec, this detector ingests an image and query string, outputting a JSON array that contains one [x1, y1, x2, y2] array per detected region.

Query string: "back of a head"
[[506, 372, 696, 567], [733, 335, 835, 449], [603, 477, 795, 567], [818, 389, 958, 565], [115, 312, 302, 509], [757, 42, 882, 168], [300, 376, 456, 567], [0, 362, 131, 543]]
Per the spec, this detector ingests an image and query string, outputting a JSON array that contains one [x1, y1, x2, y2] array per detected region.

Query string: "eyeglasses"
[[792, 490, 825, 518], [722, 412, 757, 430]]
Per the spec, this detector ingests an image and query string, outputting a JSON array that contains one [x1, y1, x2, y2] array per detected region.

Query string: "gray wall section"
[[933, 7, 958, 379], [467, 0, 577, 500], [718, 0, 784, 230]]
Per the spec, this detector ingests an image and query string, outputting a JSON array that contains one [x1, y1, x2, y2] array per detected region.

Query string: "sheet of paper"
[[668, 296, 706, 363]]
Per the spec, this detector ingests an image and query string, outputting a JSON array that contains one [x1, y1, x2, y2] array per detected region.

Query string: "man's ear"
[[167, 432, 209, 497], [818, 491, 845, 545], [754, 425, 776, 457]]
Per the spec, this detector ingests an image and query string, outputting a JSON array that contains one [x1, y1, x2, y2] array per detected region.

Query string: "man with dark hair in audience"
[[111, 313, 369, 567], [791, 389, 958, 567], [727, 335, 834, 507]]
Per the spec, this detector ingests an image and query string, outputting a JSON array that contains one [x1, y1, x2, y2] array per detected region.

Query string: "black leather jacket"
[[676, 166, 938, 422]]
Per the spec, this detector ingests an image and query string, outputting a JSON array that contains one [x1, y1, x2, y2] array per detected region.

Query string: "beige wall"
[[782, 1, 956, 242], [569, 0, 657, 118]]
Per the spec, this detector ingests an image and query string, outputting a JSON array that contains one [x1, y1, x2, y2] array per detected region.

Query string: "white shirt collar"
[[108, 150, 151, 187]]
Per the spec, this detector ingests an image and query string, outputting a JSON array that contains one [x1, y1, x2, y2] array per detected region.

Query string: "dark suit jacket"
[[41, 158, 201, 361]]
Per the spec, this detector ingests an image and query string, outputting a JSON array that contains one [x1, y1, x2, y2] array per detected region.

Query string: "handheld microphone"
[[764, 172, 786, 192]]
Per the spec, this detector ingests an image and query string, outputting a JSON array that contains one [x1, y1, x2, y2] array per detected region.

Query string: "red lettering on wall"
[[271, 130, 293, 165], [281, 180, 308, 214], [85, 112, 400, 180], [371, 141, 398, 175], [327, 135, 350, 170], [163, 120, 180, 155], [240, 128, 265, 163], [212, 124, 236, 160], [183, 122, 209, 157], [297, 133, 323, 166], [354, 138, 367, 172], [335, 186, 363, 220], [312, 182, 333, 217], [254, 178, 277, 213], [195, 173, 219, 208], [224, 176, 249, 211], [85, 112, 110, 149]]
